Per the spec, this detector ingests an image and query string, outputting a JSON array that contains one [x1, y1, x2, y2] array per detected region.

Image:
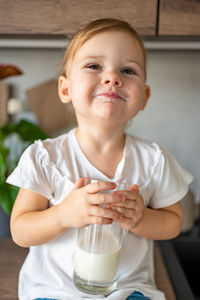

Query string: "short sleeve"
[[150, 148, 193, 209], [6, 141, 52, 199]]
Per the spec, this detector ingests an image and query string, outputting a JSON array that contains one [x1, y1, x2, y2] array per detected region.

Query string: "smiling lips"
[[95, 91, 128, 102]]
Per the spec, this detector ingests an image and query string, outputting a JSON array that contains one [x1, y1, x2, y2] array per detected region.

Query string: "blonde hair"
[[61, 18, 146, 79]]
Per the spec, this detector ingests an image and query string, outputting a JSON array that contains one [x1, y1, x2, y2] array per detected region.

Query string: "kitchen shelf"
[[1, 38, 200, 50]]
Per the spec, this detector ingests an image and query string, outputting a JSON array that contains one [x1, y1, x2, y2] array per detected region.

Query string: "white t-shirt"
[[7, 128, 193, 300]]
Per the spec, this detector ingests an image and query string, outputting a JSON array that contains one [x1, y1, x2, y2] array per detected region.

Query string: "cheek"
[[128, 83, 145, 100], [69, 78, 83, 99], [70, 83, 90, 111], [127, 91, 145, 116]]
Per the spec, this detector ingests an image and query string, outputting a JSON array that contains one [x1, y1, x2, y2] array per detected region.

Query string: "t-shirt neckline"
[[69, 128, 128, 182]]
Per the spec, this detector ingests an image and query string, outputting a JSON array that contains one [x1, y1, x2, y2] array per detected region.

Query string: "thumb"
[[74, 177, 91, 189], [129, 184, 139, 194]]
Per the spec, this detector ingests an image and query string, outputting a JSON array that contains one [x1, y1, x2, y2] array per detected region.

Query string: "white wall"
[[0, 48, 200, 202], [127, 50, 200, 203]]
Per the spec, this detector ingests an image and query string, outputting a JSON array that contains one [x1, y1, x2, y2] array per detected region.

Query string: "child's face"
[[59, 30, 150, 126]]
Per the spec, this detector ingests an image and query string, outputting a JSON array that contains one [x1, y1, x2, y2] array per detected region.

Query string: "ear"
[[141, 85, 151, 110], [58, 75, 72, 103]]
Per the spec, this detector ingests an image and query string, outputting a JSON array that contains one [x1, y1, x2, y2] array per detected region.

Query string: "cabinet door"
[[0, 0, 157, 36], [159, 0, 200, 36], [0, 83, 8, 126]]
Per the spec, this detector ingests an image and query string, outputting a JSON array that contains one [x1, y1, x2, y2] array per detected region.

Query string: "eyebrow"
[[80, 55, 143, 69], [126, 58, 143, 69], [79, 55, 105, 61]]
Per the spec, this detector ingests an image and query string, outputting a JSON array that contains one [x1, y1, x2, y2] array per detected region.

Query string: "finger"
[[85, 181, 117, 194], [74, 177, 86, 189], [89, 205, 123, 222], [110, 206, 135, 219], [129, 184, 139, 193], [89, 216, 113, 225], [88, 192, 125, 205], [113, 190, 139, 200], [111, 199, 137, 209]]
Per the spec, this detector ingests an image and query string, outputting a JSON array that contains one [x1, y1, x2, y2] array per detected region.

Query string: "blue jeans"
[[125, 291, 151, 300]]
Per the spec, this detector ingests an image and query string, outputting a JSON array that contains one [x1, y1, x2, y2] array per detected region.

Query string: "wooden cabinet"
[[159, 0, 200, 36], [0, 0, 200, 39], [0, 0, 157, 36], [0, 83, 8, 126]]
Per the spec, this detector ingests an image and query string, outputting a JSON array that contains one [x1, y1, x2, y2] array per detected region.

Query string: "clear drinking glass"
[[73, 182, 127, 295]]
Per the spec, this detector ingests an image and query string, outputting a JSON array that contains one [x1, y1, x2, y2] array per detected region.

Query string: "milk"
[[74, 232, 121, 282]]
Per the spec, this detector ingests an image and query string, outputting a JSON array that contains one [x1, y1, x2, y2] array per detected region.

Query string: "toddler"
[[7, 18, 193, 300]]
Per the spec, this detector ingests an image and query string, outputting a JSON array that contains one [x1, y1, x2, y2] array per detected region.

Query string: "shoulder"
[[126, 134, 162, 166], [28, 129, 74, 161], [127, 134, 161, 151], [37, 131, 70, 150]]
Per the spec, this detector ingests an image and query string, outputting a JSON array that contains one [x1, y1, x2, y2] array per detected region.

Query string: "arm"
[[10, 179, 124, 247], [10, 188, 65, 247], [131, 202, 183, 240]]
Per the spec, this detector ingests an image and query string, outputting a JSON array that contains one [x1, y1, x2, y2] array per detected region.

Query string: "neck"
[[74, 119, 127, 179], [75, 120, 126, 154]]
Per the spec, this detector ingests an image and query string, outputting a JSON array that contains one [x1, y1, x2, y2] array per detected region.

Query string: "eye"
[[86, 63, 102, 70], [121, 67, 136, 75]]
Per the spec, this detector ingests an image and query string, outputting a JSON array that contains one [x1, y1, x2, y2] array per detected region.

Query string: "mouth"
[[95, 91, 128, 102]]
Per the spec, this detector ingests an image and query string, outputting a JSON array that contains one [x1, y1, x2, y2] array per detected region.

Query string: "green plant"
[[0, 119, 48, 215], [0, 63, 48, 215]]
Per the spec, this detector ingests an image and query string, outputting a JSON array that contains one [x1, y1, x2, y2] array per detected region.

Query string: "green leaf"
[[0, 183, 19, 215], [0, 152, 6, 180], [1, 123, 15, 136], [0, 119, 48, 215], [1, 119, 48, 142], [16, 120, 48, 141]]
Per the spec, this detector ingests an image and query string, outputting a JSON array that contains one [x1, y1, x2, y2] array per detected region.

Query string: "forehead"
[[74, 30, 144, 65]]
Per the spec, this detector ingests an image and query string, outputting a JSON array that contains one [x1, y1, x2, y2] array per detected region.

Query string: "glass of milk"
[[73, 182, 126, 295]]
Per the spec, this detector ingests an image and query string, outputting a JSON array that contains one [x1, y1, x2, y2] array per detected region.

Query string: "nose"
[[101, 71, 122, 87]]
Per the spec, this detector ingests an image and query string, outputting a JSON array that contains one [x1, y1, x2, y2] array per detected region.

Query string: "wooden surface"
[[0, 83, 9, 126], [159, 0, 200, 36], [0, 238, 176, 300], [0, 239, 28, 300], [0, 0, 157, 36]]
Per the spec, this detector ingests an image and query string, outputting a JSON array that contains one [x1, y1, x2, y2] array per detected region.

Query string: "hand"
[[58, 178, 125, 229], [109, 185, 145, 231]]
